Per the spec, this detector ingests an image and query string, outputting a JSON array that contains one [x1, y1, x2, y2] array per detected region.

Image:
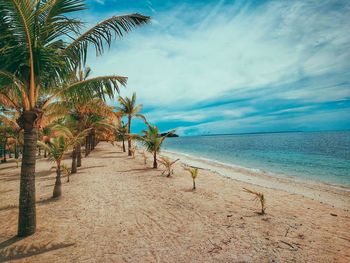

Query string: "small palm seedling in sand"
[[141, 151, 148, 165], [243, 188, 266, 215], [158, 157, 180, 177], [61, 164, 72, 183], [130, 145, 137, 158], [183, 165, 199, 190], [15, 158, 20, 168]]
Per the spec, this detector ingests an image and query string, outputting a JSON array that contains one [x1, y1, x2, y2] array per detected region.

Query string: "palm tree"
[[183, 166, 199, 190], [116, 93, 145, 156], [38, 126, 88, 198], [116, 122, 128, 152], [138, 123, 174, 169], [0, 0, 149, 236], [158, 156, 180, 177]]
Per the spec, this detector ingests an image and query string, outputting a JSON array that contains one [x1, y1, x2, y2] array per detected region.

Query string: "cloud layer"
[[87, 0, 350, 135]]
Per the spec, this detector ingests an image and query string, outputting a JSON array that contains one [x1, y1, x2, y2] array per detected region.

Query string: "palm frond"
[[64, 14, 150, 64]]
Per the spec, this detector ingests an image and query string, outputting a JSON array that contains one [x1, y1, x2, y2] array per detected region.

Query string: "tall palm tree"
[[116, 93, 145, 156], [138, 123, 174, 169], [0, 0, 150, 236]]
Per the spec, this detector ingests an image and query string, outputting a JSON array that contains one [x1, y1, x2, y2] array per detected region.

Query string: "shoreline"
[[161, 149, 350, 210]]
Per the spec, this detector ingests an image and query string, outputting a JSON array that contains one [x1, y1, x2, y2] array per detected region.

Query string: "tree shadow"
[[0, 164, 18, 171], [97, 155, 125, 159], [0, 236, 23, 250], [36, 197, 60, 205], [117, 168, 154, 173], [0, 204, 17, 212], [36, 170, 54, 178], [77, 165, 105, 171], [0, 241, 75, 262], [0, 197, 58, 212], [0, 176, 19, 182]]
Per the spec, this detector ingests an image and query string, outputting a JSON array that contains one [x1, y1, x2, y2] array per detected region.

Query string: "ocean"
[[162, 131, 350, 186]]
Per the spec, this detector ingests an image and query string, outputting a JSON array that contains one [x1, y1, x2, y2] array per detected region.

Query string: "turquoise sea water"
[[163, 131, 350, 186]]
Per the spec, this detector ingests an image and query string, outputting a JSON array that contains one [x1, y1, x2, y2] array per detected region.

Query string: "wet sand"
[[0, 142, 349, 262]]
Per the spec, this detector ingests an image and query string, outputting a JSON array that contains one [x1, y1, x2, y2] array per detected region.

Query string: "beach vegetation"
[[243, 187, 266, 215], [0, 0, 149, 236], [116, 121, 128, 152], [158, 156, 180, 177], [183, 165, 199, 190], [37, 125, 89, 198], [116, 93, 145, 156], [137, 123, 174, 168]]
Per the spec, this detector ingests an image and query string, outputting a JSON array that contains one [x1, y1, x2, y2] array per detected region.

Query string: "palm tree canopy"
[[183, 166, 199, 179], [0, 0, 150, 110], [116, 92, 144, 118], [138, 123, 175, 153], [37, 124, 89, 162]]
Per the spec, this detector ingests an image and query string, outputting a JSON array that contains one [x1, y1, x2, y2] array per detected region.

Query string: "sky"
[[84, 0, 350, 136]]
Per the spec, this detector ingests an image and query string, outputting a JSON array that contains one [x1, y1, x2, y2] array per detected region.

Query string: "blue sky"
[[84, 0, 350, 136]]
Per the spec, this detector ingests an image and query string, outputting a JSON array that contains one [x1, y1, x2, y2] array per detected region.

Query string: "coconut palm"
[[38, 125, 89, 198], [0, 0, 149, 236], [137, 123, 174, 169], [116, 121, 128, 152], [116, 93, 145, 156], [183, 166, 199, 190], [158, 156, 180, 177]]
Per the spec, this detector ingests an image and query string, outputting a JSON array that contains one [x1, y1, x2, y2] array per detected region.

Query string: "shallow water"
[[163, 131, 350, 186]]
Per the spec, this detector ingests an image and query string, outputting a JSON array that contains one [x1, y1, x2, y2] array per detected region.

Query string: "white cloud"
[[86, 0, 350, 133]]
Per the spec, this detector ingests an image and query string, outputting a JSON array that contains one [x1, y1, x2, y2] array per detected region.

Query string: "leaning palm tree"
[[158, 156, 180, 177], [137, 123, 174, 169], [0, 0, 149, 236], [38, 126, 89, 198], [183, 165, 199, 190], [116, 93, 145, 156]]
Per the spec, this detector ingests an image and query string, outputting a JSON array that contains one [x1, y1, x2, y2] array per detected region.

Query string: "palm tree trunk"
[[153, 151, 157, 169], [91, 130, 95, 150], [77, 143, 82, 167], [53, 163, 62, 198], [128, 116, 132, 156], [44, 149, 47, 158], [122, 139, 126, 152], [85, 136, 89, 157], [0, 144, 3, 163], [15, 142, 19, 159], [71, 147, 77, 174], [9, 148, 12, 158], [17, 111, 38, 237], [193, 179, 196, 190], [2, 140, 6, 163]]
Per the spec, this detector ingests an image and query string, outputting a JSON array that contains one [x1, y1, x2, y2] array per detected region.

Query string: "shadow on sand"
[[0, 197, 59, 212], [117, 168, 154, 173], [0, 236, 75, 262]]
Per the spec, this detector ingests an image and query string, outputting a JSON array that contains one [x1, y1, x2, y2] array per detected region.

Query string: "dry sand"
[[0, 142, 349, 262]]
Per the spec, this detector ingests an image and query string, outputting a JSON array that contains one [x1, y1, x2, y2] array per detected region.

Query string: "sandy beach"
[[1, 142, 349, 262]]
